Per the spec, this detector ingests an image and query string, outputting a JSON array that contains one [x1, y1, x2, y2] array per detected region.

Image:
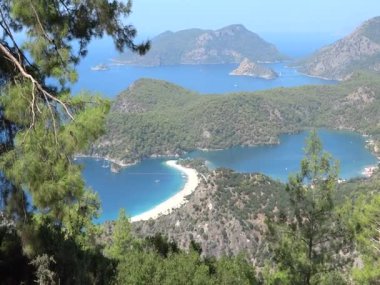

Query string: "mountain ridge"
[[298, 16, 380, 80]]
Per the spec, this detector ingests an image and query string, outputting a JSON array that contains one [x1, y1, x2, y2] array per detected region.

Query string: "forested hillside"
[[1, 0, 380, 284], [91, 72, 380, 164]]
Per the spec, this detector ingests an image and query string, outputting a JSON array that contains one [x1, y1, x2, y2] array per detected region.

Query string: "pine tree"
[[349, 193, 380, 284], [267, 131, 353, 285], [0, 1, 149, 283], [104, 209, 135, 260]]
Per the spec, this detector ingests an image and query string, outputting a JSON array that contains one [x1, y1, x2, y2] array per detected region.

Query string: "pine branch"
[[0, 42, 75, 122]]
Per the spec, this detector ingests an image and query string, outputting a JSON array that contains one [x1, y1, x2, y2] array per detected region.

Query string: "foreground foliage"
[[106, 210, 258, 285], [0, 1, 380, 284], [267, 132, 354, 284], [0, 0, 147, 283]]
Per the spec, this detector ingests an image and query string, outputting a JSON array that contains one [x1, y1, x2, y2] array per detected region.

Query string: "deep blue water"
[[74, 62, 335, 97], [80, 130, 378, 221], [72, 36, 335, 97]]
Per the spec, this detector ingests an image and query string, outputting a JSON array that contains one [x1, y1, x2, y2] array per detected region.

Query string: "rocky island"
[[229, 58, 278, 79]]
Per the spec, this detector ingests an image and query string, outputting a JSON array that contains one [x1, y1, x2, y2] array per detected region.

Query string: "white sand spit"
[[131, 160, 199, 222]]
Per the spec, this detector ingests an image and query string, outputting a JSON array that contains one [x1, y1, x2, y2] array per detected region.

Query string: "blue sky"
[[125, 0, 379, 56], [129, 0, 379, 37]]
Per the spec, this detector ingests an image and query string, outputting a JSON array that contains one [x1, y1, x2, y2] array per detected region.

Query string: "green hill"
[[89, 72, 380, 164], [115, 25, 286, 66], [132, 162, 380, 266]]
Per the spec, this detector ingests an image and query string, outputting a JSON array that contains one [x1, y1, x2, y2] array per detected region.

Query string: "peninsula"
[[89, 72, 380, 165]]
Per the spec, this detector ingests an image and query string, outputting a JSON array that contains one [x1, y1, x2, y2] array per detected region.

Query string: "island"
[[229, 58, 278, 79], [115, 24, 286, 66]]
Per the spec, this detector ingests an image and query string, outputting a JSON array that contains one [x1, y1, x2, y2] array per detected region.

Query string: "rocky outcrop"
[[229, 58, 278, 79], [345, 86, 375, 104], [299, 16, 380, 80], [132, 166, 289, 265]]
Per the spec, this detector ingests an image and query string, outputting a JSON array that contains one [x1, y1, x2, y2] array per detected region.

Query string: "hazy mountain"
[[299, 16, 380, 80], [116, 25, 286, 66]]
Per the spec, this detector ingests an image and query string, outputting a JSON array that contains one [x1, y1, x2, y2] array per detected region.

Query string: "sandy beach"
[[131, 160, 199, 222]]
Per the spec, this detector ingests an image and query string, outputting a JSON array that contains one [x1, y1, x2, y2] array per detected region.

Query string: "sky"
[[124, 0, 380, 57], [129, 0, 380, 37]]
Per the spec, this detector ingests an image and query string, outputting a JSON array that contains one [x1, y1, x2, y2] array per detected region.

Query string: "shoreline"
[[130, 160, 199, 222], [74, 154, 135, 168]]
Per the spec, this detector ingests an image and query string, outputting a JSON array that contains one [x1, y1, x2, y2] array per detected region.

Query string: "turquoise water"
[[79, 130, 378, 221], [74, 39, 370, 221], [79, 158, 186, 222], [187, 130, 378, 181]]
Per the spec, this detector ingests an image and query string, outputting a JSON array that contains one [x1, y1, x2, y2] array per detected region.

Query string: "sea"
[[74, 36, 378, 221]]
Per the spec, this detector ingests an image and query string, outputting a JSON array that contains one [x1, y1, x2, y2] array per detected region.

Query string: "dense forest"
[[0, 1, 380, 284], [91, 72, 380, 165]]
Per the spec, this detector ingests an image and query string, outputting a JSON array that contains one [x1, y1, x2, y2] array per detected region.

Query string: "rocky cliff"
[[299, 16, 380, 80]]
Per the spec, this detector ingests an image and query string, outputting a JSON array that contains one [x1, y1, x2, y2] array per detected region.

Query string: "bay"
[[74, 39, 370, 221], [187, 129, 378, 181], [79, 130, 378, 221], [78, 158, 186, 222]]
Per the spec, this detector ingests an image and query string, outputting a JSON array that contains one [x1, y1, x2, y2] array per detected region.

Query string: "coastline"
[[74, 154, 136, 168], [131, 160, 199, 222]]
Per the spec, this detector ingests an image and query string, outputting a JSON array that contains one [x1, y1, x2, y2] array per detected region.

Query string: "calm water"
[[80, 130, 378, 221], [76, 38, 370, 221], [187, 130, 378, 181], [73, 62, 335, 97], [72, 36, 335, 97], [79, 158, 186, 222]]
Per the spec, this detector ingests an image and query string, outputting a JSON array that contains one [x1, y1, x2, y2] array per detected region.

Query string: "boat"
[[101, 160, 110, 168], [91, 64, 110, 71]]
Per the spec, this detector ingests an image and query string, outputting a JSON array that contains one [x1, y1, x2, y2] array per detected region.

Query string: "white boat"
[[91, 64, 110, 71]]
